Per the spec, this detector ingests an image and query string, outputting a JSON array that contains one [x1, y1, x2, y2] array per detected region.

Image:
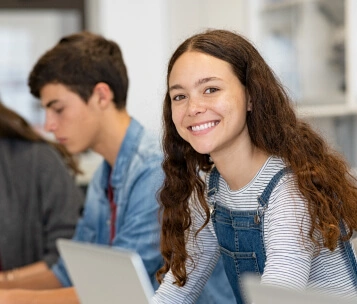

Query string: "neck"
[[211, 144, 269, 191], [92, 109, 131, 167]]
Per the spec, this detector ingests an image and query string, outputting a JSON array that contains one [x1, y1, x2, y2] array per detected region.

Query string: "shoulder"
[[136, 128, 162, 161], [264, 156, 302, 205], [271, 174, 302, 204], [0, 138, 33, 155], [0, 139, 61, 165], [124, 118, 162, 163], [268, 168, 309, 222], [33, 141, 62, 158], [129, 126, 163, 175], [265, 156, 299, 199], [31, 142, 67, 170], [256, 156, 292, 191]]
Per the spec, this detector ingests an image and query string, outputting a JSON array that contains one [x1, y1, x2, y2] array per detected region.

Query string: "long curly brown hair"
[[157, 29, 357, 287], [0, 101, 81, 175]]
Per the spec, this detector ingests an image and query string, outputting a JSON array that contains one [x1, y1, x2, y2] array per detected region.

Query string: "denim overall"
[[207, 167, 357, 304]]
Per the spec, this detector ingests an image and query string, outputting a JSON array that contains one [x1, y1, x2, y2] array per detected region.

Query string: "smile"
[[190, 121, 219, 132]]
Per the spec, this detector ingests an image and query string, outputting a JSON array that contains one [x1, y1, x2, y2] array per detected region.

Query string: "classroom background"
[[0, 0, 356, 186]]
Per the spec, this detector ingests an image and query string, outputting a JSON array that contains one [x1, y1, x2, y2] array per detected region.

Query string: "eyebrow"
[[43, 99, 59, 109], [169, 77, 222, 92]]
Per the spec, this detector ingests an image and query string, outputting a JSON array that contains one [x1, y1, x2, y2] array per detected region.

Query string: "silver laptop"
[[242, 274, 357, 304], [56, 239, 154, 304]]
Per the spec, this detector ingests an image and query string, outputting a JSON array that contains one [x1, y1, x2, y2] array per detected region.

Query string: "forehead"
[[39, 83, 82, 107], [169, 51, 234, 83]]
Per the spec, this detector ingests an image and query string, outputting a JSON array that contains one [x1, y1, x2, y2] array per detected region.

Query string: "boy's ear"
[[93, 82, 113, 108]]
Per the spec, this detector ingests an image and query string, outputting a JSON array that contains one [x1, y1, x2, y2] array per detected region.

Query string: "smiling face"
[[40, 83, 101, 154], [169, 51, 252, 159]]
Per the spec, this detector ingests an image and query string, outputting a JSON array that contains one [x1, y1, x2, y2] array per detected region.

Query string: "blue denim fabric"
[[196, 256, 236, 303], [52, 118, 234, 303], [340, 223, 357, 286], [52, 118, 164, 289], [208, 167, 288, 304], [208, 167, 357, 303]]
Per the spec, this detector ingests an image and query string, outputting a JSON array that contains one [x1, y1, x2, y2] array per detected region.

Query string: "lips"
[[56, 137, 67, 144], [190, 121, 219, 132]]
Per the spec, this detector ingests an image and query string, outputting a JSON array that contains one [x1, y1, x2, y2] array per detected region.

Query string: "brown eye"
[[204, 88, 218, 94], [173, 95, 186, 101]]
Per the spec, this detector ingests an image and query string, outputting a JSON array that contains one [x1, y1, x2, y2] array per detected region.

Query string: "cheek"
[[171, 106, 182, 126], [171, 111, 186, 138], [171, 116, 181, 135], [73, 107, 96, 126]]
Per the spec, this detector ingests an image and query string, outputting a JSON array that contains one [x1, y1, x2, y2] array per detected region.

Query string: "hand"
[[0, 269, 20, 289], [0, 279, 11, 289], [0, 289, 16, 304], [0, 289, 36, 304]]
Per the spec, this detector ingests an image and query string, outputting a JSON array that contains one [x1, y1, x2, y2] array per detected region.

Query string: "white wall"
[[0, 10, 81, 125], [88, 0, 248, 133], [90, 0, 169, 134], [346, 0, 357, 106], [166, 0, 249, 52]]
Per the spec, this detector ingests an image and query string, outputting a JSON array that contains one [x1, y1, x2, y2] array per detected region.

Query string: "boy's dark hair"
[[28, 31, 129, 109]]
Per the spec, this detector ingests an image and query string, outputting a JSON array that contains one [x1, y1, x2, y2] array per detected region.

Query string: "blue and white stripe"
[[153, 156, 357, 303]]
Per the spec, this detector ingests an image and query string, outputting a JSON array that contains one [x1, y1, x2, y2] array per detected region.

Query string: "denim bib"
[[207, 167, 357, 303], [340, 223, 357, 287]]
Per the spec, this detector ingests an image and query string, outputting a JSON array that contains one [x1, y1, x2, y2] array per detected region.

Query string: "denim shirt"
[[52, 118, 164, 289]]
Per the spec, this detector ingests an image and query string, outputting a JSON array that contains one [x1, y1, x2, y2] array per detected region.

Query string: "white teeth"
[[191, 121, 217, 132]]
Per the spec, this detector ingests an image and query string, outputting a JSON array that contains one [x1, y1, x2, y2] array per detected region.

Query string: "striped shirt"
[[153, 156, 357, 303]]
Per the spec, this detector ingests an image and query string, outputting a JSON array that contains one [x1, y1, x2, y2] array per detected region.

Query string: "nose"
[[187, 97, 206, 117], [44, 110, 57, 133]]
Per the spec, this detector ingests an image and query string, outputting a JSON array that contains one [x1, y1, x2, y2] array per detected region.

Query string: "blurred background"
[[0, 0, 356, 184]]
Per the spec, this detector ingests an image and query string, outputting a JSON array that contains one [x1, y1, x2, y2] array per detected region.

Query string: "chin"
[[65, 145, 82, 155], [190, 144, 212, 155]]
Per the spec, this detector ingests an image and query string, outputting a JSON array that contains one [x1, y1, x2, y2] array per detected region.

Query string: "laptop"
[[242, 274, 357, 304], [56, 239, 154, 304]]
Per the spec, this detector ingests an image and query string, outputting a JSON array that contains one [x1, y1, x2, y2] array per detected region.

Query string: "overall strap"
[[208, 166, 290, 204], [257, 167, 291, 208], [340, 222, 357, 287], [252, 167, 290, 224], [208, 166, 220, 198]]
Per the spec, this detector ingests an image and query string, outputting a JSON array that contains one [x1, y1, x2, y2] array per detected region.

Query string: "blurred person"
[[0, 101, 83, 282]]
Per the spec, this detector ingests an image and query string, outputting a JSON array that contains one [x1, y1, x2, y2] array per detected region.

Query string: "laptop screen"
[[56, 239, 154, 304]]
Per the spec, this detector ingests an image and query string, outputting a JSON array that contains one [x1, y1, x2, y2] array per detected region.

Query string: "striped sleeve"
[[262, 175, 315, 289], [152, 198, 220, 303]]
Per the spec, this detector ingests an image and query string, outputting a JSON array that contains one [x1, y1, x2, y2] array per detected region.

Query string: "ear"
[[246, 91, 252, 112], [92, 82, 113, 109]]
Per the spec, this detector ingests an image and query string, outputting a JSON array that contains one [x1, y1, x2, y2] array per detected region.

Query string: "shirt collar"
[[100, 117, 143, 189]]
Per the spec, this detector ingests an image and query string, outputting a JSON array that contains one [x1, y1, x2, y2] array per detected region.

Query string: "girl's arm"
[[153, 203, 221, 303], [262, 178, 314, 289]]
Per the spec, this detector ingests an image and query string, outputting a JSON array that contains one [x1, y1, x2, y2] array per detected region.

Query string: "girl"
[[153, 29, 357, 303]]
